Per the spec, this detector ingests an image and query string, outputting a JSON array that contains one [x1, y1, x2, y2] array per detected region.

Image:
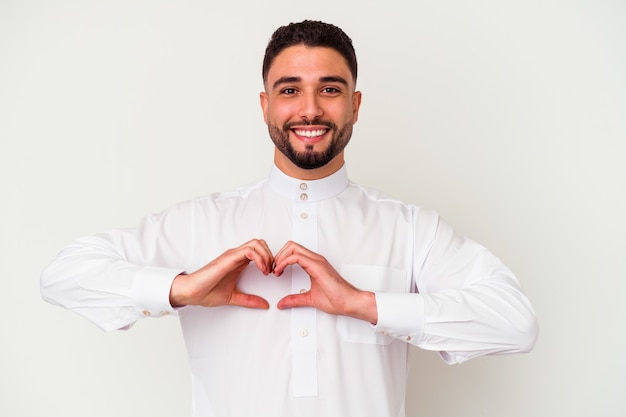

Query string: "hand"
[[273, 241, 378, 324], [169, 239, 274, 309]]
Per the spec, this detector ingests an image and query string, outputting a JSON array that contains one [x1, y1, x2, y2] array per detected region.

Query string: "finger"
[[276, 293, 311, 310], [256, 238, 274, 258], [229, 291, 270, 309], [256, 239, 276, 272], [273, 240, 303, 262], [272, 243, 288, 264], [240, 240, 274, 274], [274, 250, 321, 277], [273, 242, 315, 276], [273, 252, 306, 277]]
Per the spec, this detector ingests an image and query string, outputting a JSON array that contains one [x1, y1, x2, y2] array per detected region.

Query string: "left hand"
[[273, 241, 378, 324]]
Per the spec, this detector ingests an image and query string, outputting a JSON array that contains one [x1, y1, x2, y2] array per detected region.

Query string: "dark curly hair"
[[262, 20, 358, 85]]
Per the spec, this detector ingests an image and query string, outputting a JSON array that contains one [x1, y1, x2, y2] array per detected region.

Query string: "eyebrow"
[[272, 75, 349, 90]]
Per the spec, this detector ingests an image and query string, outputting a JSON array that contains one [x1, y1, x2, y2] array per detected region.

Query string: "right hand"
[[169, 239, 274, 309]]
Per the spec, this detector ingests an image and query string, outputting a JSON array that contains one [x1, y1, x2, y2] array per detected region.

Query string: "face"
[[260, 45, 362, 179]]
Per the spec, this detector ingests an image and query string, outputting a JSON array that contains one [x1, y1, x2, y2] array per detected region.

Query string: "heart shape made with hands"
[[172, 238, 374, 323], [236, 239, 371, 318], [233, 240, 315, 309]]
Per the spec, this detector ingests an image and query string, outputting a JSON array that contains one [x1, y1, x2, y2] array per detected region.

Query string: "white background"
[[1, 1, 625, 416]]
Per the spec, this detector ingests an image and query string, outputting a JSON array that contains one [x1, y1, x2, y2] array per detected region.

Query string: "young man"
[[41, 20, 538, 417]]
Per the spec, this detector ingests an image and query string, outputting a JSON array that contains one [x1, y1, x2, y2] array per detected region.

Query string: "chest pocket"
[[337, 264, 408, 345]]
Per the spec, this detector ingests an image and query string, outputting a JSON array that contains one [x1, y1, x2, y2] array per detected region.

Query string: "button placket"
[[291, 198, 318, 397]]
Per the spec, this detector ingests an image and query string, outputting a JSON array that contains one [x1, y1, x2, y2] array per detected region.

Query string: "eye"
[[322, 87, 341, 94], [281, 87, 298, 95]]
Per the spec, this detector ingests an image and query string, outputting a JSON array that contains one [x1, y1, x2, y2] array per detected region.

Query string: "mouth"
[[292, 128, 329, 143]]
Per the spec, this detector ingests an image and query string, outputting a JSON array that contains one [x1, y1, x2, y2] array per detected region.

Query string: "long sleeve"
[[40, 201, 194, 332], [374, 208, 539, 364]]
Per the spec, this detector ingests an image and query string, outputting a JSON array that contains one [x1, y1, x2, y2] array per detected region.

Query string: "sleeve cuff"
[[131, 266, 184, 318], [373, 292, 425, 343]]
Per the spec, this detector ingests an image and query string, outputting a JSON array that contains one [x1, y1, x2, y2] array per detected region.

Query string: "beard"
[[268, 119, 353, 170]]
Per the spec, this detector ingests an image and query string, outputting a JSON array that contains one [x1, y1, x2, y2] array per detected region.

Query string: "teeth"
[[295, 129, 326, 138]]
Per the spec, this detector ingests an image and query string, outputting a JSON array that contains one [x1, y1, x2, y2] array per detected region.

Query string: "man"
[[41, 20, 538, 417]]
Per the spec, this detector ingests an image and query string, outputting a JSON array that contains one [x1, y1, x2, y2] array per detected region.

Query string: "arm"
[[40, 200, 273, 332], [375, 211, 539, 363], [40, 203, 195, 331], [41, 234, 183, 332]]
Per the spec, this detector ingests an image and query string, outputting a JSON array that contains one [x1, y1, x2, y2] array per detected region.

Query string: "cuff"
[[131, 266, 184, 318], [373, 292, 425, 344]]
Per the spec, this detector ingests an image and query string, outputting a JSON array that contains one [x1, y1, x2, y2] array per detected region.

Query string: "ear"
[[352, 91, 362, 123], [259, 91, 269, 124]]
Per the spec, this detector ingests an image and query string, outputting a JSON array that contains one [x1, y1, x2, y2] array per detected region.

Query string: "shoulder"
[[194, 177, 267, 205], [345, 181, 436, 215], [150, 178, 267, 220]]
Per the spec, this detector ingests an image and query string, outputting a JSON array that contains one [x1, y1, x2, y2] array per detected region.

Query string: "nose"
[[298, 91, 323, 122]]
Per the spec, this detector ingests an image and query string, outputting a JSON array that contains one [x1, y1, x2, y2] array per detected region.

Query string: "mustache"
[[282, 119, 337, 131]]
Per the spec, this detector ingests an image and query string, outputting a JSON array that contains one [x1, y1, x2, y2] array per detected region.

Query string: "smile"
[[293, 129, 328, 138]]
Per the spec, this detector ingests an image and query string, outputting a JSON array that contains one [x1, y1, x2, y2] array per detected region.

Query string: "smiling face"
[[260, 45, 362, 180]]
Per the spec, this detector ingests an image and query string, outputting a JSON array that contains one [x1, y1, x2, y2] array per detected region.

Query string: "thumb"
[[229, 291, 270, 309], [277, 293, 311, 310]]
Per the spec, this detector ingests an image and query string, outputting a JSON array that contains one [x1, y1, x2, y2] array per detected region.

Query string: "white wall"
[[1, 1, 624, 416]]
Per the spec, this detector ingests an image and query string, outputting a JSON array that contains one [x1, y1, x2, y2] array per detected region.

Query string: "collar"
[[267, 163, 349, 202]]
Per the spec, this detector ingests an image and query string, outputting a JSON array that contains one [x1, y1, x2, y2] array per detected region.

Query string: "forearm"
[[374, 278, 538, 363], [382, 209, 539, 362], [419, 283, 538, 363], [41, 233, 183, 331]]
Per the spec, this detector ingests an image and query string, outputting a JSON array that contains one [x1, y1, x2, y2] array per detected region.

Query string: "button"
[[142, 310, 152, 316], [299, 289, 308, 294], [299, 193, 308, 201], [300, 183, 308, 190], [160, 311, 170, 316], [299, 328, 308, 337], [300, 212, 309, 219], [406, 336, 412, 341]]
